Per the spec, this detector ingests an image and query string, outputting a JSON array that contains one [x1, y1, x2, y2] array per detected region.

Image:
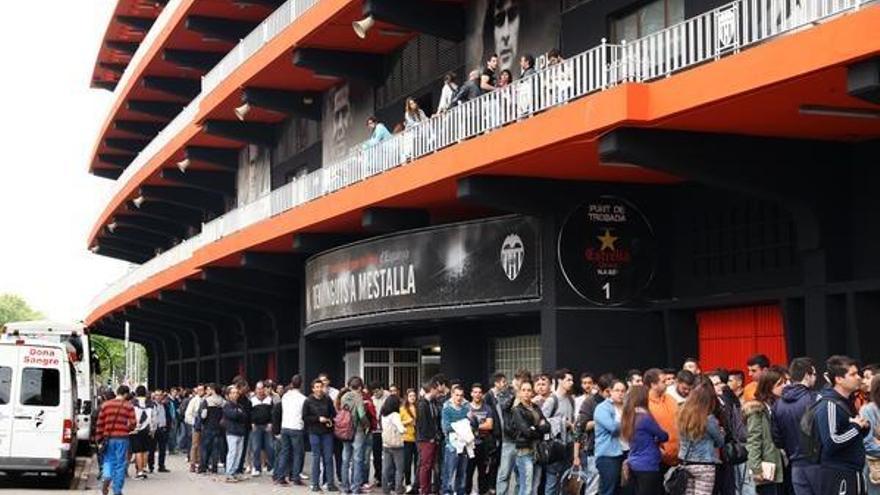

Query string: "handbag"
[[561, 465, 588, 495], [620, 459, 632, 487], [663, 443, 692, 495], [867, 455, 880, 485]]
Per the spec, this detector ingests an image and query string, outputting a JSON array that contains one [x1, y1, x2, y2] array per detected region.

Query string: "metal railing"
[[201, 0, 319, 93], [87, 0, 873, 315]]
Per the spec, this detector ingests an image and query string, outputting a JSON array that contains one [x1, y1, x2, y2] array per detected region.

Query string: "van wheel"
[[76, 440, 93, 456], [54, 468, 74, 489]]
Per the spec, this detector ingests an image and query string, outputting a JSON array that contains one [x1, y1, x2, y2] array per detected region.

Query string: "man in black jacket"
[[449, 70, 482, 107], [250, 381, 275, 476], [772, 357, 820, 495], [304, 378, 338, 492], [416, 381, 441, 495]]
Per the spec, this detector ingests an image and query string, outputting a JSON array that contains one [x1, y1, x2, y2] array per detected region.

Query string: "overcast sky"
[[0, 0, 131, 321]]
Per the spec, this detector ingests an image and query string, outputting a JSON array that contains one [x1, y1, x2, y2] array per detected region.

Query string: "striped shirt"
[[96, 398, 136, 441]]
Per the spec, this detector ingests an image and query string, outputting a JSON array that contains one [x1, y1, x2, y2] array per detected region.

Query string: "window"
[[0, 367, 11, 405], [611, 0, 684, 42], [20, 368, 60, 406], [493, 335, 542, 380]]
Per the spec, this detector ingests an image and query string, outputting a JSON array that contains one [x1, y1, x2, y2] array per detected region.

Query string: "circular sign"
[[557, 196, 657, 305]]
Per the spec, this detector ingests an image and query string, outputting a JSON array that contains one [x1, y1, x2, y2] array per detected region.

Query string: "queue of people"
[[93, 354, 880, 495]]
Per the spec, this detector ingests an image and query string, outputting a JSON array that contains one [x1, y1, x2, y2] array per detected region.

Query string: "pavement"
[[0, 452, 317, 495]]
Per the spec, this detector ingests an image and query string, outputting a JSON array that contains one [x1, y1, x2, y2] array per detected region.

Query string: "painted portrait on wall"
[[465, 0, 561, 73]]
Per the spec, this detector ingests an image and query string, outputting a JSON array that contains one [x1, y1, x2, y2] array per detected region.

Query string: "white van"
[[1, 321, 95, 452], [0, 338, 78, 482]]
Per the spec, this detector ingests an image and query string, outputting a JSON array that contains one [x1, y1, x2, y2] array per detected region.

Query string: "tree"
[[0, 293, 44, 326]]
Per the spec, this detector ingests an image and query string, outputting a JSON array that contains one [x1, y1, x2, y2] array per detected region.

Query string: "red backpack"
[[334, 405, 355, 441]]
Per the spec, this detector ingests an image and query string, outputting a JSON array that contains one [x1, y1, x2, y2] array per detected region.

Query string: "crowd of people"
[[362, 49, 566, 152], [93, 353, 880, 495]]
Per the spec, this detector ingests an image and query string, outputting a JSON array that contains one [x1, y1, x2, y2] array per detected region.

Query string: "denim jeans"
[[198, 428, 219, 472], [791, 464, 822, 495], [250, 426, 275, 472], [545, 457, 572, 495], [441, 444, 468, 495], [496, 440, 518, 495], [274, 429, 305, 482], [101, 438, 129, 495], [342, 430, 366, 492], [595, 455, 623, 495], [362, 431, 374, 486], [225, 434, 245, 477], [310, 432, 336, 488], [737, 463, 757, 495], [383, 447, 405, 493], [515, 451, 535, 495], [178, 423, 192, 454]]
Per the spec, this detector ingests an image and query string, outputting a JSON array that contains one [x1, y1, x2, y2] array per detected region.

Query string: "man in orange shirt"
[[645, 368, 680, 468], [743, 354, 770, 401]]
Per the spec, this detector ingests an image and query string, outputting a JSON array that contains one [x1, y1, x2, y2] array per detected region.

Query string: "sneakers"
[[292, 479, 306, 486], [225, 476, 239, 483], [251, 468, 262, 477], [158, 467, 170, 473], [135, 471, 148, 480], [327, 485, 341, 492], [301, 473, 310, 480], [274, 479, 290, 486], [310, 486, 322, 492]]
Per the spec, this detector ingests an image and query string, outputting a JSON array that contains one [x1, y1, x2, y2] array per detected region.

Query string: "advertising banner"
[[558, 196, 657, 306], [306, 215, 541, 325]]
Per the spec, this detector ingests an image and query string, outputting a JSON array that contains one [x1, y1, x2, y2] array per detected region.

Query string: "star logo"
[[597, 229, 618, 251]]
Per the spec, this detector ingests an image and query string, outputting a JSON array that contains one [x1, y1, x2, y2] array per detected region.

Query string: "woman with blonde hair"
[[677, 380, 724, 495]]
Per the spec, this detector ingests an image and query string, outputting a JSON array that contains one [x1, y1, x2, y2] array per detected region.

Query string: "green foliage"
[[0, 293, 44, 326], [91, 334, 148, 387]]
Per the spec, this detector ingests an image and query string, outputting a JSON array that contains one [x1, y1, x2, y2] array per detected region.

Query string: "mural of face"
[[493, 0, 520, 72], [331, 84, 351, 159]]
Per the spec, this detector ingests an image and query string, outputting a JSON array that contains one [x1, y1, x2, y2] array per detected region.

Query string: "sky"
[[0, 0, 131, 321]]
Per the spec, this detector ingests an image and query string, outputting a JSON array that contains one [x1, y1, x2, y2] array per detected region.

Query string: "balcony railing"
[[87, 0, 873, 315]]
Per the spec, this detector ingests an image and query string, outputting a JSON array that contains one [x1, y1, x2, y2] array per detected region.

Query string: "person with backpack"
[[541, 369, 576, 495], [743, 369, 785, 493], [304, 378, 339, 492], [815, 355, 871, 494], [340, 377, 368, 494], [401, 389, 420, 494], [771, 358, 820, 495], [130, 385, 157, 480], [382, 394, 407, 494]]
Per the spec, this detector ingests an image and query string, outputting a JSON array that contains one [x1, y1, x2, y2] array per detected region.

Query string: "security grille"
[[375, 34, 464, 109], [493, 335, 542, 379], [361, 348, 421, 392]]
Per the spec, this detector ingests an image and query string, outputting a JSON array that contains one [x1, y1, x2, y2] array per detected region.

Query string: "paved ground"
[[0, 452, 312, 494]]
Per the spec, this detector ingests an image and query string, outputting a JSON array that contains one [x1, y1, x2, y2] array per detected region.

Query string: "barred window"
[[493, 335, 542, 379]]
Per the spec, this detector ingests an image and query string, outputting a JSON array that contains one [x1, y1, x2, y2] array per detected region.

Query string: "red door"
[[697, 305, 788, 376]]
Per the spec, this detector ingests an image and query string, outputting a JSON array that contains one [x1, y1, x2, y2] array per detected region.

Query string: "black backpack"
[[799, 396, 851, 464]]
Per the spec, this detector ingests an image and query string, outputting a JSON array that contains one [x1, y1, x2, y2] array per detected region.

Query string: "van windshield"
[[21, 368, 60, 406], [0, 367, 10, 405]]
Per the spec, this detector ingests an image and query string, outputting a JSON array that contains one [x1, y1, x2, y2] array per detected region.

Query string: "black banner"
[[558, 197, 657, 306], [305, 215, 541, 325]]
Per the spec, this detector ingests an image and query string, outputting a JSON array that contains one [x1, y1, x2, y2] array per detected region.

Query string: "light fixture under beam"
[[352, 15, 375, 39], [132, 195, 145, 208], [177, 158, 190, 173], [799, 104, 880, 119], [234, 102, 251, 121]]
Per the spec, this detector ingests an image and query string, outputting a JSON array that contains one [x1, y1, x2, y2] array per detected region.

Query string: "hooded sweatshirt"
[[815, 387, 869, 471], [771, 383, 818, 466]]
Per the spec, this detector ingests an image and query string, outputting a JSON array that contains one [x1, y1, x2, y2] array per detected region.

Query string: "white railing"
[[87, 0, 874, 315], [201, 0, 319, 93]]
